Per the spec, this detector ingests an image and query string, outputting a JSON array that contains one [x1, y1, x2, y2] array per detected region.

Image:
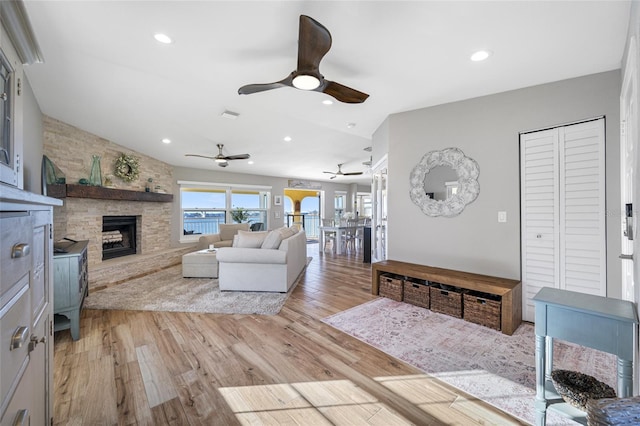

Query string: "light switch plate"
[[498, 211, 507, 223]]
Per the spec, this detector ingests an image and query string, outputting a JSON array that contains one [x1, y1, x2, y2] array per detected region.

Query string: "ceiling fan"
[[185, 143, 250, 167], [238, 15, 369, 104], [324, 163, 364, 179]]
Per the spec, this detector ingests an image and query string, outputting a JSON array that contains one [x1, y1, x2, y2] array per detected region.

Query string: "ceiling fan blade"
[[322, 80, 369, 104], [224, 154, 250, 161], [238, 74, 294, 95], [343, 172, 364, 176], [297, 15, 331, 73], [185, 154, 216, 160], [323, 171, 336, 174]]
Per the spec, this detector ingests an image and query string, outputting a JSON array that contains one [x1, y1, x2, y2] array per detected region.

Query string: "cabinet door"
[[31, 222, 47, 320], [53, 258, 71, 311]]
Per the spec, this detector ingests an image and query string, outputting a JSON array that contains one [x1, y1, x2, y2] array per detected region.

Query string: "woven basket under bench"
[[430, 283, 464, 318], [463, 291, 502, 331], [379, 273, 404, 301], [403, 278, 430, 309]]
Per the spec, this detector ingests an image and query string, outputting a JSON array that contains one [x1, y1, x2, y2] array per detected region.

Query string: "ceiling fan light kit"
[[323, 163, 364, 179], [292, 74, 320, 90], [185, 143, 250, 168], [238, 15, 369, 104]]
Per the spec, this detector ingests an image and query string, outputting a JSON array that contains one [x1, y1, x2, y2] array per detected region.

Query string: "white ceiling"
[[22, 1, 630, 184]]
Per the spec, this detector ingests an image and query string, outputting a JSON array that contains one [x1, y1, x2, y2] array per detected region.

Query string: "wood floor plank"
[[54, 243, 527, 425], [137, 343, 179, 407]]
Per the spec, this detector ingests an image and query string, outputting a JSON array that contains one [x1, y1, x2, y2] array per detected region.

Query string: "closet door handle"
[[619, 254, 634, 260]]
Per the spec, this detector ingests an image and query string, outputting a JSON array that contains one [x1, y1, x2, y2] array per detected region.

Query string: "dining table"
[[318, 224, 363, 255]]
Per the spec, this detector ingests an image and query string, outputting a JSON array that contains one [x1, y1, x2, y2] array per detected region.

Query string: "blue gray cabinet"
[[53, 240, 88, 340], [533, 287, 638, 425]]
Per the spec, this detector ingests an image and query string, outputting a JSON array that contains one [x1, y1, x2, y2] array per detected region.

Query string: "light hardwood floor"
[[53, 243, 527, 425]]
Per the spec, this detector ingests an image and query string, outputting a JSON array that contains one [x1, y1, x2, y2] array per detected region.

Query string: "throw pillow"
[[235, 230, 268, 248], [277, 226, 296, 240], [219, 223, 250, 241], [261, 230, 283, 249]]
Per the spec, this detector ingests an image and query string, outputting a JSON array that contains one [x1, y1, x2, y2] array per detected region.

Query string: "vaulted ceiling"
[[22, 1, 631, 184]]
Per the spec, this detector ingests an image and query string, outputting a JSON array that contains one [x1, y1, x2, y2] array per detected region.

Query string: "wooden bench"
[[372, 260, 522, 335]]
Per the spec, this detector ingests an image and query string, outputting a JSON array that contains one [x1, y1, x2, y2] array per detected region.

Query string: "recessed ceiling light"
[[154, 33, 172, 44], [161, 138, 171, 144], [470, 50, 491, 62], [346, 122, 356, 129], [248, 160, 254, 165], [322, 99, 333, 105], [283, 136, 292, 142]]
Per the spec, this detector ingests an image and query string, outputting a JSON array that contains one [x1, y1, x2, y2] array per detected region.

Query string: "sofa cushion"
[[261, 230, 283, 249], [277, 226, 297, 241], [235, 230, 268, 248], [219, 223, 250, 241]]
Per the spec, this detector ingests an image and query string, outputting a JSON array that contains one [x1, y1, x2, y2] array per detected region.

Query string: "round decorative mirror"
[[409, 147, 479, 217]]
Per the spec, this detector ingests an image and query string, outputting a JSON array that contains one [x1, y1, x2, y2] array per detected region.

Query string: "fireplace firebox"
[[102, 216, 137, 260]]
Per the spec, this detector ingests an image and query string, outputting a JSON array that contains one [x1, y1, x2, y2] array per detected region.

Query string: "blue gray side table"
[[53, 240, 88, 340], [533, 287, 638, 425]]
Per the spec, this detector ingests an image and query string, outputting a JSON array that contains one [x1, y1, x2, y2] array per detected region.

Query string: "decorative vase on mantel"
[[89, 155, 102, 186]]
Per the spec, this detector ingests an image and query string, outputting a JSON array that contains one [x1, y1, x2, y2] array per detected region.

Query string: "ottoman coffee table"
[[182, 249, 218, 278]]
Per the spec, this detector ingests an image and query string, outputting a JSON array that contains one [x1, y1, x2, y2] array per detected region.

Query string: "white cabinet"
[[520, 118, 607, 322], [1, 184, 61, 425]]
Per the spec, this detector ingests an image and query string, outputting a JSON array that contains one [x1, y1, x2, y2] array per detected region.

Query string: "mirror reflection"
[[423, 165, 459, 201], [409, 147, 480, 218]]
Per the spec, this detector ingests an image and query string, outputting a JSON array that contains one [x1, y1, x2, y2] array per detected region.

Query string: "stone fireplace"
[[43, 116, 194, 290]]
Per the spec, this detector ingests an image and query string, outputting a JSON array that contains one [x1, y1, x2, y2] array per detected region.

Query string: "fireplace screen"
[[102, 216, 137, 260]]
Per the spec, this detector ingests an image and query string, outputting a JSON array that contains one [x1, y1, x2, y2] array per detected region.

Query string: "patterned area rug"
[[322, 298, 617, 425], [84, 259, 310, 315]]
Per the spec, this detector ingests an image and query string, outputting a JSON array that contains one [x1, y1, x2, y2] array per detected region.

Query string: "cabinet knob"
[[11, 243, 30, 258], [12, 409, 29, 426], [10, 326, 29, 351]]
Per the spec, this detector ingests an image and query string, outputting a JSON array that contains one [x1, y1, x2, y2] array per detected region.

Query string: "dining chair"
[[356, 217, 370, 249], [343, 218, 359, 252], [322, 218, 336, 251]]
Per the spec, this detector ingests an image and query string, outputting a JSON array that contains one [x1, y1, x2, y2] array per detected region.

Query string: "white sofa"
[[216, 227, 307, 293], [197, 223, 250, 249]]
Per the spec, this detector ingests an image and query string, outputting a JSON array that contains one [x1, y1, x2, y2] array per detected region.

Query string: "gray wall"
[[171, 166, 366, 246], [21, 75, 44, 194], [384, 71, 622, 297]]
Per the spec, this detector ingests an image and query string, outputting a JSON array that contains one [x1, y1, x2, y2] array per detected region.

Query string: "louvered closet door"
[[559, 120, 606, 296], [521, 129, 560, 323], [520, 118, 606, 323]]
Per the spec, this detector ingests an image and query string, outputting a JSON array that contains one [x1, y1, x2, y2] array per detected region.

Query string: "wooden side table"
[[533, 287, 638, 425]]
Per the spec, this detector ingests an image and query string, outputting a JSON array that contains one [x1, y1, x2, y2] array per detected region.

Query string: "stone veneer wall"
[[43, 116, 175, 271]]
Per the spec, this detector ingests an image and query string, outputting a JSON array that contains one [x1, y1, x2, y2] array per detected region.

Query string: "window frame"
[[178, 181, 272, 243]]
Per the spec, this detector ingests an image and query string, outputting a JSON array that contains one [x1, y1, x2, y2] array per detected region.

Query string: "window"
[[231, 190, 269, 228], [334, 192, 346, 221], [356, 192, 372, 218], [179, 181, 271, 242], [0, 50, 12, 168], [181, 188, 226, 236]]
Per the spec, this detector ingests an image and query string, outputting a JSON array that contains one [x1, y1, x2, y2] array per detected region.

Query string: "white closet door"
[[559, 120, 606, 296], [521, 129, 560, 322], [520, 118, 606, 323]]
